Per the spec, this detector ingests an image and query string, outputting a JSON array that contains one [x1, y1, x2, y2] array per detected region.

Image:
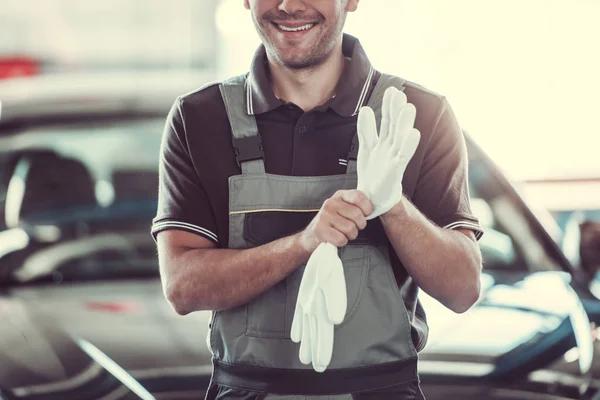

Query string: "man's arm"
[[157, 190, 373, 315], [380, 198, 482, 314], [157, 230, 310, 315]]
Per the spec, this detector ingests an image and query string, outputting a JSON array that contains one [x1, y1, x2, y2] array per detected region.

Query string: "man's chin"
[[271, 48, 327, 70], [278, 56, 315, 70]]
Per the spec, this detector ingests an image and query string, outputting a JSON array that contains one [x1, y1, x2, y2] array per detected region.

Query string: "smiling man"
[[153, 1, 483, 399]]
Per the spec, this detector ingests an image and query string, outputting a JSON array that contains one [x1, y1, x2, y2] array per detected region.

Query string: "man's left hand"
[[356, 86, 420, 220]]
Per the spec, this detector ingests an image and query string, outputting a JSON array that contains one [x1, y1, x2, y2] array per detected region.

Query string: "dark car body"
[[1, 73, 600, 400]]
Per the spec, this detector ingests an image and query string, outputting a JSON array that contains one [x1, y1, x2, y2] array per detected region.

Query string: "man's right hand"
[[298, 189, 374, 252]]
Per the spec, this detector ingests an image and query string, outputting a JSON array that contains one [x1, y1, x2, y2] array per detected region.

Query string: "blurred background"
[[2, 0, 599, 220], [0, 1, 599, 400]]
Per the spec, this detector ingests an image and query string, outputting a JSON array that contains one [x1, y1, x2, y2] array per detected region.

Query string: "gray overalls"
[[205, 74, 424, 400]]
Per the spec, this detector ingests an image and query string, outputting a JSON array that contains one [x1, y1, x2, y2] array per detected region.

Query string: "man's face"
[[244, 0, 359, 70]]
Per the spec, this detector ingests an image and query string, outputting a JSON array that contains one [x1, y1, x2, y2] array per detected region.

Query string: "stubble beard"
[[256, 14, 346, 71]]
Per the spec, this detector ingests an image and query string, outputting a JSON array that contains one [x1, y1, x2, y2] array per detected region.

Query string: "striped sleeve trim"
[[443, 220, 484, 241], [151, 220, 219, 244]]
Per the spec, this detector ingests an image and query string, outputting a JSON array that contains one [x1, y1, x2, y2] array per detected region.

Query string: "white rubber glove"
[[290, 242, 346, 372], [357, 87, 421, 220], [290, 87, 421, 373]]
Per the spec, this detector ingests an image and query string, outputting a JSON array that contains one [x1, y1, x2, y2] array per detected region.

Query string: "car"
[[0, 71, 215, 400], [515, 178, 600, 289], [1, 72, 600, 400], [418, 137, 600, 400]]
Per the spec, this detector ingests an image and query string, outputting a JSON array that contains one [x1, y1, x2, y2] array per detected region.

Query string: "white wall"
[[0, 0, 219, 69], [215, 0, 600, 181]]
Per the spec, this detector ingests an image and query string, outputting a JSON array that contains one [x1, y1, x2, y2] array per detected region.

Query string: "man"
[[153, 0, 483, 399]]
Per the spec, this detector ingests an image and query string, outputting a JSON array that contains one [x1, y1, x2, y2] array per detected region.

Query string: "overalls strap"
[[219, 74, 266, 175]]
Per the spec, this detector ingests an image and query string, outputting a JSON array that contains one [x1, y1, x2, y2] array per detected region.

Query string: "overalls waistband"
[[211, 357, 418, 395]]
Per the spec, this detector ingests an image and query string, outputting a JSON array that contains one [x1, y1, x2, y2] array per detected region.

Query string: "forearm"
[[380, 197, 482, 313], [163, 233, 311, 314]]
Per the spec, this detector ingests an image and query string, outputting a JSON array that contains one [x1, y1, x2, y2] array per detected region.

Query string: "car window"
[[467, 156, 563, 273], [0, 117, 165, 284]]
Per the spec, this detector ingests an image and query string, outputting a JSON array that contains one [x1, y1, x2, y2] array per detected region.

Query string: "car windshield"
[[467, 144, 564, 276], [0, 116, 165, 284], [0, 116, 565, 285]]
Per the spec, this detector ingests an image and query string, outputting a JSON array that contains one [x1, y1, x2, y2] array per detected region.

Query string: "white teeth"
[[277, 23, 314, 32]]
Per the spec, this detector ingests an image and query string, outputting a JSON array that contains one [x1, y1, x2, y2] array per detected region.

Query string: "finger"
[[383, 91, 407, 146], [323, 228, 349, 248], [329, 217, 358, 242], [299, 313, 312, 364], [338, 190, 374, 219], [379, 87, 397, 142], [395, 103, 417, 144], [290, 301, 303, 343], [357, 106, 378, 153], [310, 313, 320, 370], [315, 317, 334, 373], [394, 88, 408, 104], [322, 253, 347, 324], [312, 288, 335, 372], [395, 128, 421, 167], [335, 204, 367, 232]]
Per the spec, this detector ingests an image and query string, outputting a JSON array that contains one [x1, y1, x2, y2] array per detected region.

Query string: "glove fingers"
[[310, 313, 320, 370], [316, 321, 334, 372], [379, 87, 397, 142], [386, 90, 408, 141], [323, 252, 347, 325], [299, 312, 312, 364], [314, 295, 334, 373], [395, 129, 421, 168], [357, 107, 377, 192], [357, 106, 378, 151], [394, 103, 417, 153], [395, 88, 408, 103], [290, 301, 303, 343]]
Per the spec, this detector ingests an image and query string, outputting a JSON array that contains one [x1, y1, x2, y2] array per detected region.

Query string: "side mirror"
[[580, 221, 600, 276]]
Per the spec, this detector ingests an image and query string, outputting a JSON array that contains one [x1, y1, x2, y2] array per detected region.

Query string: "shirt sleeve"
[[412, 97, 484, 240], [151, 97, 220, 245]]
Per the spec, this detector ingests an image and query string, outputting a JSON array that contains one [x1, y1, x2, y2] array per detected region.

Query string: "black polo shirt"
[[152, 34, 483, 349]]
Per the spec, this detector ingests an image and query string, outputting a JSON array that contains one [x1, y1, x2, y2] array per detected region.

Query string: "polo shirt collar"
[[246, 33, 375, 117]]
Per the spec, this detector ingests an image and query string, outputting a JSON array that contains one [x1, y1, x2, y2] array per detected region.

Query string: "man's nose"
[[277, 0, 307, 15]]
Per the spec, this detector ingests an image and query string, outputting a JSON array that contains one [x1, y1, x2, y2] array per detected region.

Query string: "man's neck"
[[268, 42, 345, 112]]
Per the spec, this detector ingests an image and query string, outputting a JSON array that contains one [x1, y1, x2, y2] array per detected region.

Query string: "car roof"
[[0, 69, 216, 126]]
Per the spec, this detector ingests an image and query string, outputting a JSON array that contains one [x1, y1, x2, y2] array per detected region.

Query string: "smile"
[[275, 23, 315, 32]]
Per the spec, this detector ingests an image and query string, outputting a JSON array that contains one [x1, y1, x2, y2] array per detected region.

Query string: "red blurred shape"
[[86, 301, 139, 313], [0, 57, 39, 80]]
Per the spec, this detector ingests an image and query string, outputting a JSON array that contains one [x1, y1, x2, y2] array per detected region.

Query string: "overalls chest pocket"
[[242, 211, 386, 339]]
